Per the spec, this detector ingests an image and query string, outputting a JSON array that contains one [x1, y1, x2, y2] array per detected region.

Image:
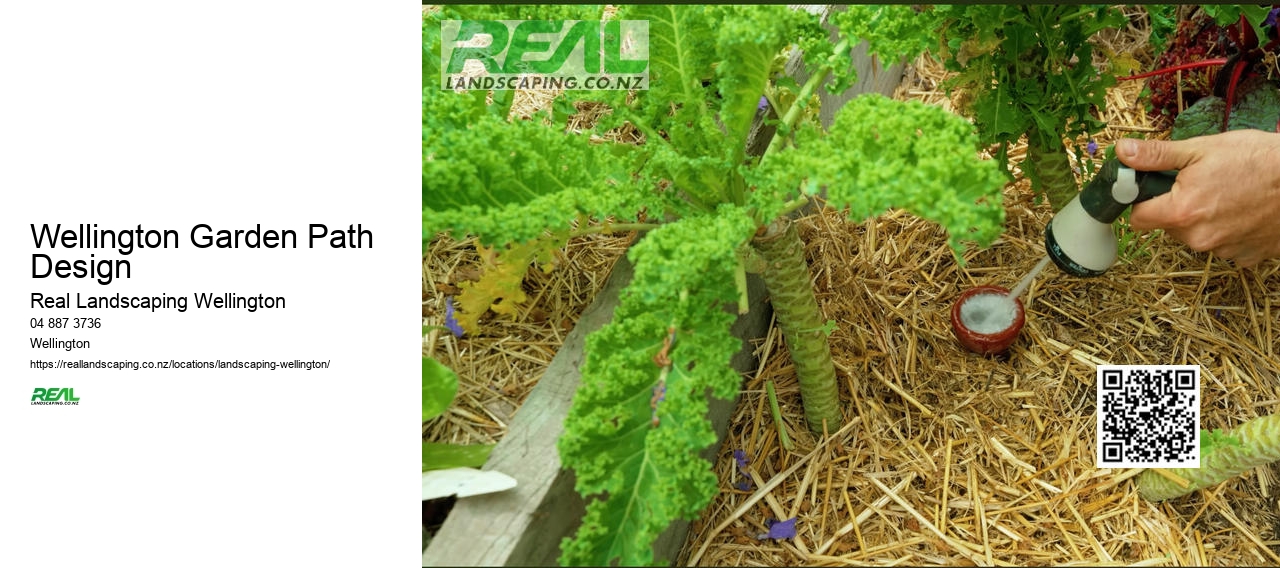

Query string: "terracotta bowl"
[[950, 285, 1025, 355]]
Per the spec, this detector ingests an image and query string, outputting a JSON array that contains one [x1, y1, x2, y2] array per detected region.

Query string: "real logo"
[[440, 20, 649, 91], [32, 387, 80, 404]]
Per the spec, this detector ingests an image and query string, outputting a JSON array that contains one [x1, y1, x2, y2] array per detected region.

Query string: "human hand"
[[1116, 130, 1280, 267]]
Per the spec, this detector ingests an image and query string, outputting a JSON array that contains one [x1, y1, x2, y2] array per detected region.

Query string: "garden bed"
[[679, 200, 1280, 566], [424, 7, 1280, 565], [676, 34, 1280, 566]]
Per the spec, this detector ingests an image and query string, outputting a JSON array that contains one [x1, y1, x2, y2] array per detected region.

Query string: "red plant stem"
[[1118, 58, 1229, 81]]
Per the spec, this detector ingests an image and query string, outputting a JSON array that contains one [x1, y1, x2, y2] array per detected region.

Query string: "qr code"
[[1096, 365, 1200, 468]]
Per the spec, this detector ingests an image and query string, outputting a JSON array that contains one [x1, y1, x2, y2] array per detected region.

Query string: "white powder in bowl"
[[959, 293, 1017, 334]]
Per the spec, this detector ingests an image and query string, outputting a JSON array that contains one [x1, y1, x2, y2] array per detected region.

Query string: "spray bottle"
[[1044, 157, 1179, 277]]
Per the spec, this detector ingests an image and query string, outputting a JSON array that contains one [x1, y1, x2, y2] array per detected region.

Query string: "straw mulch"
[[678, 202, 1280, 566], [678, 17, 1280, 568], [422, 228, 632, 445]]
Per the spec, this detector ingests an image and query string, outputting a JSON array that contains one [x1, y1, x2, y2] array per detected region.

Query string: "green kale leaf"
[[747, 94, 1006, 254], [557, 208, 755, 566]]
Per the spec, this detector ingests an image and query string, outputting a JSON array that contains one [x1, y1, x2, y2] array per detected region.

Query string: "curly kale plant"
[[843, 5, 1128, 211], [425, 5, 1005, 565]]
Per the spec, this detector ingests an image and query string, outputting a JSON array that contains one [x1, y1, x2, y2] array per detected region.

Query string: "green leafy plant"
[[422, 356, 494, 471], [844, 5, 1128, 211], [1144, 5, 1180, 55], [1201, 5, 1275, 49], [1114, 213, 1159, 263], [425, 5, 1006, 565]]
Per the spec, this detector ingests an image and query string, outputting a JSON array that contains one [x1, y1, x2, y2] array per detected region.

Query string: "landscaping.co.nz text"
[[444, 75, 646, 90]]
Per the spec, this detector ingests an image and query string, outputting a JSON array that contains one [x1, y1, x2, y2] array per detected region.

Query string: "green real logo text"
[[32, 387, 80, 405], [441, 20, 649, 91]]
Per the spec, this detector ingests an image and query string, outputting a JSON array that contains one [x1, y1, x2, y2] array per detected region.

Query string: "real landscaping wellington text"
[[29, 223, 374, 285]]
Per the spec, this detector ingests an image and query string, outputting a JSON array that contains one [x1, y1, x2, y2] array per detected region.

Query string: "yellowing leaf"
[[1108, 53, 1140, 78], [956, 36, 1000, 66], [454, 233, 569, 334]]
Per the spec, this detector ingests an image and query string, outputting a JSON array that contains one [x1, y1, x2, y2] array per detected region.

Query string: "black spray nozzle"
[[1079, 158, 1178, 224]]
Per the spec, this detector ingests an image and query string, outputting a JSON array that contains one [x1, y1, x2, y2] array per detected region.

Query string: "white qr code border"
[[1096, 364, 1200, 469]]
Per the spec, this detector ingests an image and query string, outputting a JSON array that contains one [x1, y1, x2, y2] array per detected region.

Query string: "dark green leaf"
[[1172, 78, 1280, 140], [1145, 5, 1178, 54]]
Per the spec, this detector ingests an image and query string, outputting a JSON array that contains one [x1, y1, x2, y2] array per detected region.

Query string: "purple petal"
[[732, 450, 752, 489], [758, 517, 797, 540], [1266, 8, 1278, 28], [757, 96, 769, 111], [1086, 140, 1098, 156], [444, 297, 464, 338]]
